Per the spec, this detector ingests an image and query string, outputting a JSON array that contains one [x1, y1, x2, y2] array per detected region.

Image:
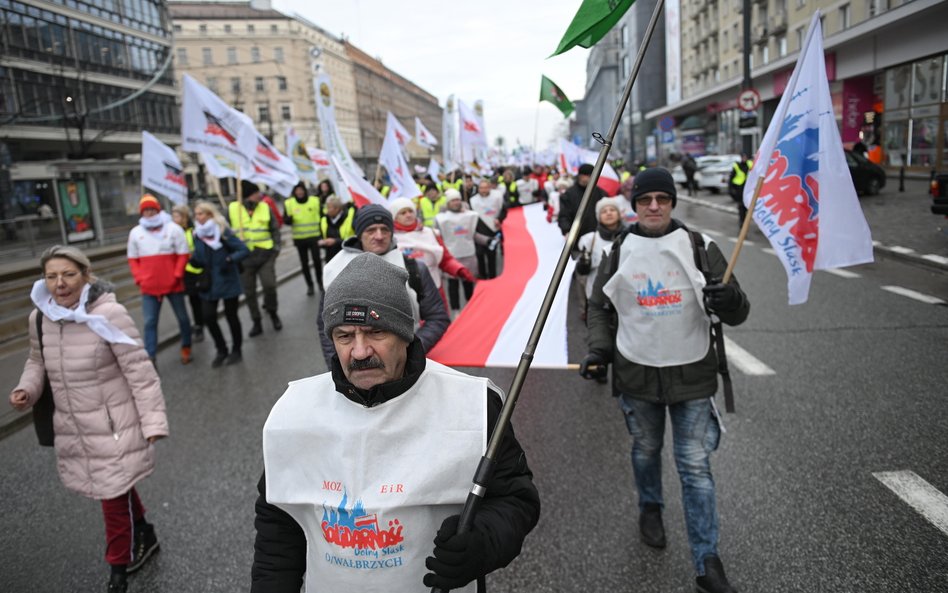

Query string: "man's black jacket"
[[557, 181, 606, 237], [251, 340, 541, 592]]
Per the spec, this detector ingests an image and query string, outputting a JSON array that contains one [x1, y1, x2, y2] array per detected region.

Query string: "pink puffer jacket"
[[13, 283, 169, 500]]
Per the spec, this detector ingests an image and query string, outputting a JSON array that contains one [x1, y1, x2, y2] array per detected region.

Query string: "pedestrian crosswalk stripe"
[[822, 269, 860, 279], [762, 248, 775, 255], [873, 470, 948, 538], [881, 286, 946, 305], [723, 336, 775, 376]]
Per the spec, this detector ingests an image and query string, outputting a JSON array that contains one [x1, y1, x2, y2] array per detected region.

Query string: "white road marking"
[[702, 229, 723, 237], [921, 254, 948, 266], [727, 237, 755, 245], [762, 248, 775, 255], [723, 336, 776, 376], [881, 286, 947, 305], [873, 470, 948, 538], [889, 246, 916, 255], [822, 268, 861, 279]]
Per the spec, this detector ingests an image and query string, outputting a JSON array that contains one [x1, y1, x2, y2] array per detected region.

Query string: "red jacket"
[[127, 222, 190, 296]]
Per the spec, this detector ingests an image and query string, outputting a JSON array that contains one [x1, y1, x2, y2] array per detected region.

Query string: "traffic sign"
[[658, 116, 675, 132], [738, 88, 761, 112]]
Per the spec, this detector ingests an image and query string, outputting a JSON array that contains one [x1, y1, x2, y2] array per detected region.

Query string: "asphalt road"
[[1, 201, 946, 593]]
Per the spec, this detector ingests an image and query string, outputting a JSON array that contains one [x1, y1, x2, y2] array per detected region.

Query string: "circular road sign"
[[738, 88, 761, 112], [658, 116, 675, 132]]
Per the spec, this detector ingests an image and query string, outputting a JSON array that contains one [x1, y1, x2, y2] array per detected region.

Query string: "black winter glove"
[[702, 280, 742, 313], [423, 514, 486, 590], [579, 353, 607, 380]]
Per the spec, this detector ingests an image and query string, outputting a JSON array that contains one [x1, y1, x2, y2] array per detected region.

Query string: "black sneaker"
[[211, 351, 227, 368], [107, 572, 127, 593], [270, 313, 283, 331], [639, 503, 666, 548], [127, 523, 159, 574], [224, 351, 243, 366], [248, 320, 263, 337], [193, 326, 204, 343], [696, 556, 737, 593], [306, 285, 315, 296]]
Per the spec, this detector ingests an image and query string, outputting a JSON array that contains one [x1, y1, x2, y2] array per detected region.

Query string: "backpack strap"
[[687, 229, 736, 413]]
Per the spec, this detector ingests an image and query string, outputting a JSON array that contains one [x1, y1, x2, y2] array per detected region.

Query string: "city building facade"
[[0, 0, 178, 253]]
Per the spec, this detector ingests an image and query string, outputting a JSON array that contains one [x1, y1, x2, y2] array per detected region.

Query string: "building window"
[[227, 47, 237, 64], [622, 55, 630, 78], [796, 27, 805, 51], [723, 30, 729, 50], [199, 24, 207, 34], [761, 45, 769, 64], [257, 104, 269, 122], [247, 24, 255, 34], [251, 47, 261, 63], [202, 47, 212, 65], [223, 24, 232, 33], [281, 104, 292, 121], [796, 0, 805, 8], [777, 35, 787, 56], [173, 24, 182, 33], [255, 76, 265, 92], [867, 0, 888, 17], [271, 24, 278, 34], [207, 77, 218, 93], [231, 77, 241, 94], [839, 4, 851, 29], [274, 47, 284, 63], [620, 24, 628, 49], [277, 76, 288, 91], [724, 64, 729, 79], [176, 48, 187, 65]]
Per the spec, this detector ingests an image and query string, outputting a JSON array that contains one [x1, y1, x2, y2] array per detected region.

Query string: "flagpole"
[[236, 171, 245, 240], [722, 175, 764, 284], [431, 2, 666, 591]]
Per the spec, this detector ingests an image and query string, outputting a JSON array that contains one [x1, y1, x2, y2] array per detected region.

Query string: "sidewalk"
[[677, 176, 948, 271], [0, 248, 305, 440]]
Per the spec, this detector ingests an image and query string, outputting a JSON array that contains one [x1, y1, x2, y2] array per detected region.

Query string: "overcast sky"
[[273, 0, 591, 151]]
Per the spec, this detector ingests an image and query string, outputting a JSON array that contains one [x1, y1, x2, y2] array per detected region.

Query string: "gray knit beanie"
[[322, 253, 415, 344]]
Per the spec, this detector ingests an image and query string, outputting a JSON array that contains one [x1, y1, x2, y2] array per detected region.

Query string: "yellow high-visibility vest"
[[284, 196, 322, 240], [184, 228, 203, 275], [419, 195, 446, 227], [320, 205, 355, 239], [229, 201, 274, 250]]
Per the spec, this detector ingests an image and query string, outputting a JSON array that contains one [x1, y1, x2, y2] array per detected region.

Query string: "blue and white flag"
[[744, 11, 873, 305]]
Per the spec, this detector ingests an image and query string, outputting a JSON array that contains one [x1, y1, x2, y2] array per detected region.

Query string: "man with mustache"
[[252, 253, 540, 592]]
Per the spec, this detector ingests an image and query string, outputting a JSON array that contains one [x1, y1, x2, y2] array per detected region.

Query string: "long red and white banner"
[[429, 203, 575, 368]]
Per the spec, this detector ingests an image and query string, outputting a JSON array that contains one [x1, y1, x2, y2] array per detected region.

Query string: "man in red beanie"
[[127, 194, 193, 365]]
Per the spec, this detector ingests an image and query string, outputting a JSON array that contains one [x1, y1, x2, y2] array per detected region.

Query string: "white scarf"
[[139, 210, 172, 230], [194, 218, 223, 250], [30, 280, 138, 346]]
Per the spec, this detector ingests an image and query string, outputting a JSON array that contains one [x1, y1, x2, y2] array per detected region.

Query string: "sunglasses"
[[635, 194, 673, 207]]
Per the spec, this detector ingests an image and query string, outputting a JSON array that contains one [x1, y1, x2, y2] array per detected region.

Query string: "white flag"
[[380, 128, 420, 199], [458, 99, 486, 170], [307, 147, 332, 171], [314, 73, 364, 177], [744, 11, 873, 305], [386, 112, 412, 153], [181, 74, 257, 167], [427, 158, 441, 181], [252, 131, 298, 195], [286, 126, 319, 184], [141, 131, 188, 205], [442, 95, 461, 172], [202, 153, 239, 179], [332, 155, 388, 208], [415, 117, 438, 149]]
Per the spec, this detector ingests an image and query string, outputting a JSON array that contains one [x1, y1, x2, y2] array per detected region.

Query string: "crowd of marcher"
[[9, 161, 747, 593]]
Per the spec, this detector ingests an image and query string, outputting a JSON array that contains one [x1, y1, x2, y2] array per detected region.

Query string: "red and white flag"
[[380, 127, 420, 199], [253, 132, 298, 194], [579, 148, 621, 196], [141, 131, 187, 205], [307, 147, 332, 170], [745, 11, 873, 305], [415, 117, 438, 149], [429, 203, 575, 368], [386, 112, 412, 152], [181, 74, 257, 167], [331, 155, 387, 208]]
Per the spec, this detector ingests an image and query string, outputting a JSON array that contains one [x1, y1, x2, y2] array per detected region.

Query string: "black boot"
[[211, 350, 228, 368], [639, 503, 666, 548], [248, 319, 263, 337], [225, 350, 243, 366], [192, 325, 204, 343], [107, 571, 127, 593], [270, 312, 283, 331], [128, 522, 159, 573], [696, 556, 737, 593], [306, 285, 315, 296]]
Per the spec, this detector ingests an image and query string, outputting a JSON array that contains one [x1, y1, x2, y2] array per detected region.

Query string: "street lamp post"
[[742, 0, 753, 157]]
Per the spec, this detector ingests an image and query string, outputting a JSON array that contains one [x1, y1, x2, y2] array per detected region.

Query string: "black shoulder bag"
[[32, 312, 55, 447]]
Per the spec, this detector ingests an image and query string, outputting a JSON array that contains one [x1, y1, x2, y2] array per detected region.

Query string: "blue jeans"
[[141, 292, 192, 358], [618, 394, 722, 575]]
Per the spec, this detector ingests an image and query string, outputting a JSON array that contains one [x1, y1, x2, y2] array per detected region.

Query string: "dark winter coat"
[[189, 228, 250, 301], [557, 181, 606, 237]]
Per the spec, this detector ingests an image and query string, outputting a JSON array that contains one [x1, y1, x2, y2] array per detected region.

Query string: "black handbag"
[[32, 312, 55, 447], [193, 267, 212, 292]]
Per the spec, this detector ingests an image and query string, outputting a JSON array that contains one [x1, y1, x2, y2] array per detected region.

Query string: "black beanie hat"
[[578, 163, 595, 176], [631, 167, 677, 207], [241, 179, 261, 198], [353, 203, 394, 237]]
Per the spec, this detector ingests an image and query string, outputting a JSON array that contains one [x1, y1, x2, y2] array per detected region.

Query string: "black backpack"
[[32, 312, 55, 446]]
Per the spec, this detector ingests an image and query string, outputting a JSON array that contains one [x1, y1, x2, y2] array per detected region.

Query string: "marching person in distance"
[[459, 173, 477, 203], [189, 201, 251, 367], [470, 179, 505, 279], [252, 253, 540, 593], [315, 178, 334, 201], [557, 163, 606, 238], [499, 168, 521, 209], [390, 197, 476, 301], [617, 175, 639, 225], [318, 194, 355, 262], [516, 166, 539, 205], [546, 177, 571, 223], [127, 194, 192, 366], [284, 181, 324, 296], [171, 204, 204, 344], [681, 153, 698, 197], [574, 196, 627, 320], [10, 245, 168, 593], [580, 168, 749, 593], [435, 189, 492, 318], [317, 204, 450, 369], [728, 154, 753, 229], [229, 180, 282, 337], [418, 184, 446, 228]]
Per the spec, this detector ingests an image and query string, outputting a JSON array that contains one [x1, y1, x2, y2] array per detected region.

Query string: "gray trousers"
[[241, 248, 278, 321]]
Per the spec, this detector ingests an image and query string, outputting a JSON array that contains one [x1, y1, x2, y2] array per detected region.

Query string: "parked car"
[[931, 172, 948, 216], [671, 155, 736, 190], [695, 154, 743, 193], [845, 149, 886, 196]]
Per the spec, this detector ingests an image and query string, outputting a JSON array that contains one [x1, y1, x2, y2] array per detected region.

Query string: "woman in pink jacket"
[[9, 245, 169, 593]]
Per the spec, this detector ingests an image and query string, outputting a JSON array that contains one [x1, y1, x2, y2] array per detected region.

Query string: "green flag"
[[550, 0, 636, 57], [539, 75, 575, 117]]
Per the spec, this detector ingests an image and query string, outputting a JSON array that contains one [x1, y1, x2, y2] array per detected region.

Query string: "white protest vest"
[[263, 361, 493, 593], [394, 227, 444, 288], [470, 194, 502, 230], [435, 210, 479, 259], [603, 228, 711, 367], [323, 248, 421, 331], [576, 230, 615, 299]]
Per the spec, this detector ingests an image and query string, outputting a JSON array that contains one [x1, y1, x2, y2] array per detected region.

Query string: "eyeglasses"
[[635, 194, 673, 207]]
